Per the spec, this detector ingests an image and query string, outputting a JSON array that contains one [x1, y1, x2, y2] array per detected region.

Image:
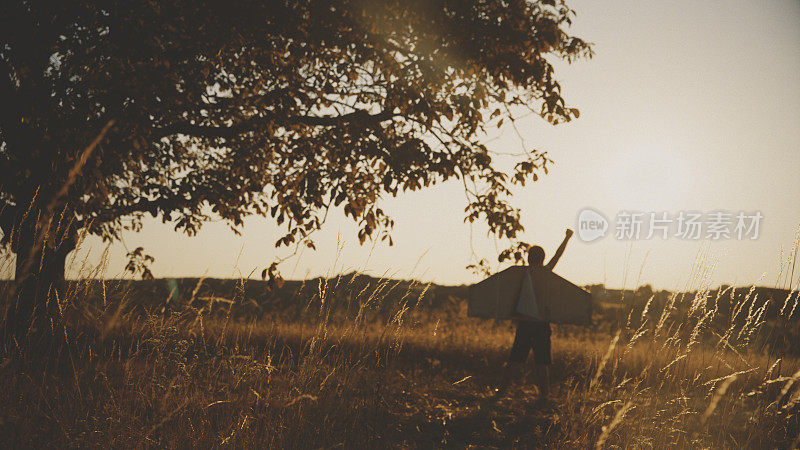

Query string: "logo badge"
[[577, 208, 609, 242]]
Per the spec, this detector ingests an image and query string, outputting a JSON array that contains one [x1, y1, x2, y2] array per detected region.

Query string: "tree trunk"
[[3, 216, 75, 350]]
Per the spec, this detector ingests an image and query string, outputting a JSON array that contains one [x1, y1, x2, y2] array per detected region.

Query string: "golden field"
[[1, 267, 799, 448]]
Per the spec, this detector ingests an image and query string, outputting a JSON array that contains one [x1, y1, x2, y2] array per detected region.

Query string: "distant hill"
[[2, 274, 793, 320], [2, 273, 470, 319]]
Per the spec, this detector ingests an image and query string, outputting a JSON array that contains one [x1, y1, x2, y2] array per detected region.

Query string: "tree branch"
[[154, 109, 397, 139]]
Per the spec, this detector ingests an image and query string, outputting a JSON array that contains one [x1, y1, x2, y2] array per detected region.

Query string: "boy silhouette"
[[496, 228, 573, 402]]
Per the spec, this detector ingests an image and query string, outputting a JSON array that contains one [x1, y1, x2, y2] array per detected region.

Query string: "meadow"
[[1, 258, 800, 448]]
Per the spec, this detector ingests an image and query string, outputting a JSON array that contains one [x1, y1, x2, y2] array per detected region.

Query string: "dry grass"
[[1, 255, 800, 448]]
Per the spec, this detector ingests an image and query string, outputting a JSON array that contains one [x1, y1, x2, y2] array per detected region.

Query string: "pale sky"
[[46, 0, 800, 290]]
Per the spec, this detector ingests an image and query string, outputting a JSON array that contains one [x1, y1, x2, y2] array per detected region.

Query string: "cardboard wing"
[[468, 265, 592, 325], [529, 267, 593, 326], [467, 266, 526, 319]]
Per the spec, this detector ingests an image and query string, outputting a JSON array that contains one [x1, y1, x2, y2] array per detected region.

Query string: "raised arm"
[[545, 229, 573, 270]]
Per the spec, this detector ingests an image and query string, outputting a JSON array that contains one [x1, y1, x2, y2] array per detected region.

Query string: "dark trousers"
[[509, 321, 551, 364]]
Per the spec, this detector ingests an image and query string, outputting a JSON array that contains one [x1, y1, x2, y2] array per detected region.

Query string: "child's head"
[[528, 245, 545, 266]]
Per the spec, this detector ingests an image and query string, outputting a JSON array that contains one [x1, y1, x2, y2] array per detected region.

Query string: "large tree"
[[0, 0, 592, 340]]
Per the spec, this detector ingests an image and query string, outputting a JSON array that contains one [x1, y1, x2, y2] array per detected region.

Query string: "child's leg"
[[534, 364, 550, 398], [532, 322, 552, 399], [497, 322, 534, 394]]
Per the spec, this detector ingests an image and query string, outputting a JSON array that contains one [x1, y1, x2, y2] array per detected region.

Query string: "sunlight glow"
[[603, 145, 694, 210]]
